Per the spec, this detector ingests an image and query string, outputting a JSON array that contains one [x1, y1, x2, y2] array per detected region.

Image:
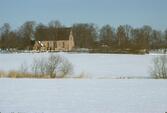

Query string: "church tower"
[[69, 29, 75, 51]]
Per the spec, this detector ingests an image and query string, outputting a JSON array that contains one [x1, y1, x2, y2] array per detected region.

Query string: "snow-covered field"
[[0, 78, 167, 113], [0, 53, 167, 113], [0, 52, 165, 78]]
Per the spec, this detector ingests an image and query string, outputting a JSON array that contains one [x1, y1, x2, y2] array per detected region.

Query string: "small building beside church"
[[33, 28, 75, 51]]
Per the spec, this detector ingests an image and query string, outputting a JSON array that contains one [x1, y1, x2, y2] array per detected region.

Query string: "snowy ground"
[[0, 78, 167, 113], [0, 52, 166, 78], [0, 53, 167, 113]]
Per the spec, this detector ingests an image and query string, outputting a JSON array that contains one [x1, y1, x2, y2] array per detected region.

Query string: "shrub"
[[150, 55, 167, 79], [45, 54, 62, 78], [31, 54, 73, 78], [57, 57, 73, 78], [32, 57, 48, 78], [1, 54, 73, 78], [19, 62, 29, 75]]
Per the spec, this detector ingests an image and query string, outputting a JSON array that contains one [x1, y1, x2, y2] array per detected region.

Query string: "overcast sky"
[[0, 0, 167, 30]]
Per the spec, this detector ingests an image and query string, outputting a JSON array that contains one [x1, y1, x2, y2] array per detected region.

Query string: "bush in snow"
[[45, 54, 62, 78], [58, 57, 73, 78], [19, 61, 29, 75], [32, 57, 48, 78], [32, 54, 73, 78], [150, 55, 167, 79]]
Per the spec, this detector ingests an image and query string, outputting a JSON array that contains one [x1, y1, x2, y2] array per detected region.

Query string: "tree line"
[[0, 20, 167, 52]]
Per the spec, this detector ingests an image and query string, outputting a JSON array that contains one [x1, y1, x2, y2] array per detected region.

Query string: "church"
[[33, 28, 75, 51]]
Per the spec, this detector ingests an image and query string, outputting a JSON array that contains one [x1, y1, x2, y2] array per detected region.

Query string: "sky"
[[0, 0, 167, 30]]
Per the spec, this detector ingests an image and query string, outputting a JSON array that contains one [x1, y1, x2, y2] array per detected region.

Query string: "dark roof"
[[36, 28, 71, 41]]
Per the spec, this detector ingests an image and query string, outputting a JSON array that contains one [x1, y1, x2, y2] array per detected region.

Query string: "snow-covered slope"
[[0, 52, 165, 77], [0, 78, 167, 113]]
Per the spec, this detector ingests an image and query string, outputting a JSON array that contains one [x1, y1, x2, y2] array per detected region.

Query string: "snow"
[[0, 53, 167, 112], [0, 52, 165, 78], [0, 78, 167, 113]]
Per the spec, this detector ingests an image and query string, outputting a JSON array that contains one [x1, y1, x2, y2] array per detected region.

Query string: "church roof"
[[36, 27, 72, 41]]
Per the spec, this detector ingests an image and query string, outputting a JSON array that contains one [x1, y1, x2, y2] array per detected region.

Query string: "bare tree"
[[48, 20, 63, 28], [45, 54, 62, 78], [164, 29, 167, 48], [17, 61, 30, 78], [20, 61, 29, 74], [99, 24, 115, 46], [32, 57, 47, 78], [116, 25, 126, 49], [150, 55, 167, 79], [17, 21, 36, 49], [31, 54, 73, 78], [72, 23, 98, 48], [58, 57, 73, 78], [0, 23, 11, 49]]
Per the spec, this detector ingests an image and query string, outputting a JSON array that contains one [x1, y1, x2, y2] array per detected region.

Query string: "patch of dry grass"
[[0, 70, 6, 77], [7, 71, 50, 78]]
